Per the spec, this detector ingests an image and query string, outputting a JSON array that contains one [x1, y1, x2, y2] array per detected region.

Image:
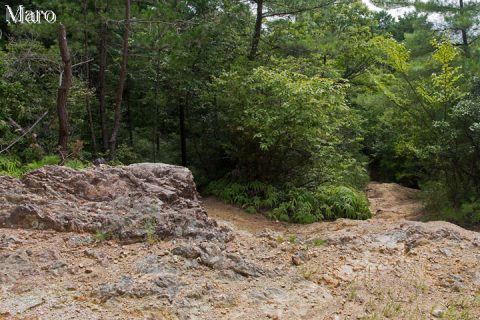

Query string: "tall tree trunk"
[[84, 0, 98, 157], [109, 0, 131, 160], [459, 0, 470, 57], [125, 77, 133, 146], [248, 0, 263, 60], [57, 23, 73, 162], [459, 0, 468, 46], [97, 18, 109, 152], [179, 95, 187, 167], [153, 74, 158, 162]]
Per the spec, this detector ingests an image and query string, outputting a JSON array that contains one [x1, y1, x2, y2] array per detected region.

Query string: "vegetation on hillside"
[[1, 0, 480, 224]]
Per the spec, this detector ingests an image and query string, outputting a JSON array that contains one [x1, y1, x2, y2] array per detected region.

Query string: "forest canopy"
[[1, 0, 480, 226]]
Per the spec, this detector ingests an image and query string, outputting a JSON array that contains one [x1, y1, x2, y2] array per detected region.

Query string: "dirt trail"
[[205, 182, 425, 233], [202, 182, 480, 319], [365, 182, 424, 221]]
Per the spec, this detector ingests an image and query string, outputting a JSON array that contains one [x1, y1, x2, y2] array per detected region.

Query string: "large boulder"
[[0, 163, 231, 243]]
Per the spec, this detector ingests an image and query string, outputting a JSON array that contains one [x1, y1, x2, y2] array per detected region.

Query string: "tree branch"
[[263, 0, 340, 17], [0, 111, 49, 154]]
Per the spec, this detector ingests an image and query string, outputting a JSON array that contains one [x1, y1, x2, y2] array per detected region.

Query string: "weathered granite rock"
[[0, 163, 232, 243]]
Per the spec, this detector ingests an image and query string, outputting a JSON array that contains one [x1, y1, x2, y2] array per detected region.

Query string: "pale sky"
[[362, 0, 415, 18], [362, 0, 446, 24]]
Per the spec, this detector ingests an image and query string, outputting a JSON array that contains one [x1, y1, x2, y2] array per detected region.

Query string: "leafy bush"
[[64, 159, 89, 170], [210, 64, 368, 187], [271, 185, 371, 223], [316, 186, 372, 220], [205, 179, 281, 213], [0, 156, 23, 177], [24, 155, 60, 172], [0, 155, 89, 177], [206, 179, 371, 223], [420, 180, 480, 227], [418, 180, 450, 212], [421, 201, 480, 227]]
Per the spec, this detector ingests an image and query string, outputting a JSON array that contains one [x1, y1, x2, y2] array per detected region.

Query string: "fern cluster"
[[206, 179, 371, 224], [0, 155, 88, 177], [0, 156, 23, 177], [205, 180, 281, 214]]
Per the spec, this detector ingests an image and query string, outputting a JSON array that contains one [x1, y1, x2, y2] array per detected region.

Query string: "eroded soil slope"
[[1, 169, 480, 320]]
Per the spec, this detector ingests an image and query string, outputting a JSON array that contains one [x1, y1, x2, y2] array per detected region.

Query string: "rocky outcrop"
[[0, 164, 232, 243], [2, 182, 480, 319]]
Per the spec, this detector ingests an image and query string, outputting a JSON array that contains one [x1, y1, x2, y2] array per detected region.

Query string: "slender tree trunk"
[[461, 29, 468, 47], [179, 95, 187, 166], [459, 0, 468, 46], [57, 23, 73, 162], [125, 77, 133, 146], [84, 0, 98, 157], [109, 0, 131, 160], [153, 75, 158, 162], [248, 0, 263, 60], [97, 18, 109, 152], [459, 0, 470, 58]]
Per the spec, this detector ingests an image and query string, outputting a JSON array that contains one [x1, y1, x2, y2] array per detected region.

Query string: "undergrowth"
[[419, 180, 480, 227], [0, 155, 89, 177], [420, 201, 480, 227], [205, 179, 371, 223]]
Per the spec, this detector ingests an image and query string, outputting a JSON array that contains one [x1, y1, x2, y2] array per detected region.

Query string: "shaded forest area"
[[1, 0, 480, 226]]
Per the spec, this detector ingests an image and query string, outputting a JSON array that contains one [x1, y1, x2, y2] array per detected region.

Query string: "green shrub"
[[418, 180, 450, 212], [93, 230, 109, 242], [312, 238, 327, 247], [206, 179, 371, 223], [0, 155, 89, 177], [419, 180, 480, 227], [422, 201, 480, 227], [64, 159, 88, 170], [271, 185, 371, 223], [205, 179, 280, 211], [315, 186, 372, 220], [24, 155, 60, 172], [0, 156, 23, 177]]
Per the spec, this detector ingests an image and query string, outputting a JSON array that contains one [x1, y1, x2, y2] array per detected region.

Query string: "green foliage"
[[210, 63, 367, 187], [423, 203, 480, 229], [421, 181, 480, 227], [418, 180, 450, 212], [0, 156, 23, 177], [207, 179, 371, 223], [288, 234, 297, 244], [144, 219, 157, 244], [271, 185, 371, 223], [24, 155, 61, 172], [417, 39, 465, 106], [0, 155, 89, 177], [64, 159, 89, 170], [205, 179, 281, 212], [2, 0, 480, 228], [312, 238, 327, 247], [93, 230, 109, 242], [316, 186, 372, 220]]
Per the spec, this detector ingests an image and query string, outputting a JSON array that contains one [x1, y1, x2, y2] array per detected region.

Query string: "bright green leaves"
[[417, 39, 465, 106], [431, 39, 458, 65], [236, 66, 346, 152], [206, 179, 371, 223], [371, 36, 411, 73], [370, 36, 466, 122], [211, 61, 366, 188]]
